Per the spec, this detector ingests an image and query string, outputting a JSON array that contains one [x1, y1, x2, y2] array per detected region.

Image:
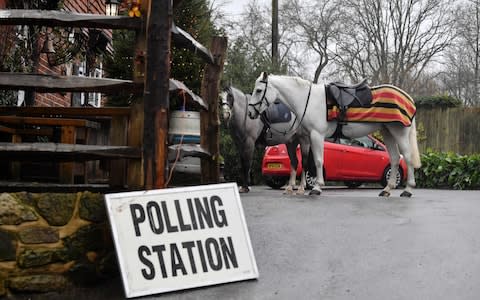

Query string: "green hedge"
[[414, 94, 462, 109], [415, 150, 480, 189]]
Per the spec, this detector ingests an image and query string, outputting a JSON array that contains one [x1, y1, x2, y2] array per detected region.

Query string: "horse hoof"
[[283, 187, 294, 195], [239, 187, 250, 193], [296, 188, 305, 196], [309, 189, 321, 196], [400, 191, 412, 198], [379, 190, 390, 197]]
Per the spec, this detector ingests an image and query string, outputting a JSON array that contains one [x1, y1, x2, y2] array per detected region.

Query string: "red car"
[[262, 135, 407, 189]]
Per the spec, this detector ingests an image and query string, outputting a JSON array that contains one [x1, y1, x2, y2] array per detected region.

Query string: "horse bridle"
[[248, 79, 271, 117]]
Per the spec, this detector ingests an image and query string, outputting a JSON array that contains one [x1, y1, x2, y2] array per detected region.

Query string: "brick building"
[[2, 0, 110, 107]]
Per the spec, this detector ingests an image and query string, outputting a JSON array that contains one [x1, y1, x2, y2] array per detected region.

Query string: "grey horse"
[[220, 85, 310, 194]]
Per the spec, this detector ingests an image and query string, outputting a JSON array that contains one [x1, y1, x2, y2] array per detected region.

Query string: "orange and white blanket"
[[327, 85, 416, 126]]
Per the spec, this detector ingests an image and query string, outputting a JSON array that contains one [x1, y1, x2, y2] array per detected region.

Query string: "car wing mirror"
[[373, 143, 385, 151]]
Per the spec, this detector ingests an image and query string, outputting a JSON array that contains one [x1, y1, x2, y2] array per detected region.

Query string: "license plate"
[[267, 163, 282, 169]]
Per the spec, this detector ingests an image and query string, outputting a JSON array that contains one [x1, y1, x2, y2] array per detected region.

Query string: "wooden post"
[[200, 36, 228, 184], [126, 0, 149, 190], [109, 116, 127, 188], [143, 0, 172, 189], [127, 102, 144, 189], [272, 0, 279, 71], [11, 134, 22, 180], [59, 125, 76, 183]]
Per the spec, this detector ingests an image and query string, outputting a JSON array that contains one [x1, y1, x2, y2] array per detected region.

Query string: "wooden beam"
[[200, 36, 228, 184], [59, 125, 76, 183], [0, 181, 112, 193], [0, 74, 206, 107], [172, 23, 214, 65], [109, 115, 128, 188], [14, 128, 54, 136], [143, 0, 172, 189], [0, 142, 141, 160], [0, 115, 101, 129], [0, 72, 142, 93], [0, 106, 132, 117], [0, 124, 15, 134], [0, 9, 142, 29], [0, 10, 214, 64]]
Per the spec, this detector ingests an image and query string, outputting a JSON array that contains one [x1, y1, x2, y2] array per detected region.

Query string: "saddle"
[[326, 79, 372, 123]]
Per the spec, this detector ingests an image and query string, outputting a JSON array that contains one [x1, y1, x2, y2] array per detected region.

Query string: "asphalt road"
[[13, 186, 480, 300]]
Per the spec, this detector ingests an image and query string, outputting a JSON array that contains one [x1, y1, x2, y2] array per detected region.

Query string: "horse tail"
[[409, 117, 421, 169]]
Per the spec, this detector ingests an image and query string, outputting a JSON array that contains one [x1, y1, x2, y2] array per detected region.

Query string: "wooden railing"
[[0, 106, 141, 191], [0, 1, 226, 191]]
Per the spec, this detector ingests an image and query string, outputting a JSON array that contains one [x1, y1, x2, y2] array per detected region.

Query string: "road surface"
[[17, 186, 480, 300]]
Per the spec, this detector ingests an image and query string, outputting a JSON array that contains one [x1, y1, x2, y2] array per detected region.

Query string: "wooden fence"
[[415, 107, 480, 155]]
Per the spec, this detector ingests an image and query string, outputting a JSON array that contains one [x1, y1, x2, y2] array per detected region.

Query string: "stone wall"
[[0, 192, 117, 297]]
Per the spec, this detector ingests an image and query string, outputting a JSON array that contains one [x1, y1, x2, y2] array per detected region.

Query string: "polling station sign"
[[104, 183, 259, 298]]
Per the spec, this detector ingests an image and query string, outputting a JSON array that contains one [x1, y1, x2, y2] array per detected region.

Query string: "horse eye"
[[256, 89, 262, 93]]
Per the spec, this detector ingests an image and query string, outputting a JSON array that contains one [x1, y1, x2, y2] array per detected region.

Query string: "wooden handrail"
[[0, 115, 101, 129], [0, 106, 132, 117], [0, 142, 141, 160], [0, 73, 142, 93], [0, 9, 142, 29]]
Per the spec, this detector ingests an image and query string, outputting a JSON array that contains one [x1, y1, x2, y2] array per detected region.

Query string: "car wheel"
[[305, 167, 325, 190], [264, 176, 289, 189], [305, 170, 316, 190], [345, 181, 362, 188], [381, 166, 403, 187]]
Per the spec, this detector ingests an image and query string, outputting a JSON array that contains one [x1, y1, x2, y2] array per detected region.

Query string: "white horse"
[[248, 72, 421, 197]]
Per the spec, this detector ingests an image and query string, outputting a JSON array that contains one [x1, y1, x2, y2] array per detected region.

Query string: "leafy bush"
[[414, 94, 462, 109], [220, 127, 264, 186], [415, 150, 480, 189]]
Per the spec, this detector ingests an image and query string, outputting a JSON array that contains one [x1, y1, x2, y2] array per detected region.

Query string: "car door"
[[337, 136, 385, 180], [323, 138, 344, 179]]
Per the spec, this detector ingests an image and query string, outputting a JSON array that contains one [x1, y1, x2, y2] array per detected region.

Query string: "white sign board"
[[104, 183, 259, 298]]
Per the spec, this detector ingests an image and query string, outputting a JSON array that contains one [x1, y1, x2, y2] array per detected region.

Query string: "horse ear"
[[262, 72, 268, 81]]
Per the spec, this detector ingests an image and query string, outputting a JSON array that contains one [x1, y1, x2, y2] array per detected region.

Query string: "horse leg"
[[309, 131, 325, 196], [379, 129, 400, 197], [284, 142, 298, 195], [238, 140, 255, 193], [387, 126, 416, 197], [297, 136, 311, 195]]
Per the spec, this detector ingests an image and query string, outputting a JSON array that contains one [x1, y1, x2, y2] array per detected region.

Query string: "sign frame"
[[104, 183, 259, 298]]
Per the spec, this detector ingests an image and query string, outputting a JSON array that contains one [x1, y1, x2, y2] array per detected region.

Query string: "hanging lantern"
[[105, 0, 121, 16]]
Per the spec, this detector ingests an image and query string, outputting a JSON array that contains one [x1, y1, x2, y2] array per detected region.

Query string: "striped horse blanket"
[[327, 85, 416, 126]]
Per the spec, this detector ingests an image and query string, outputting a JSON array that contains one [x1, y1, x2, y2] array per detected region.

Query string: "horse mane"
[[225, 85, 250, 98], [270, 74, 312, 88]]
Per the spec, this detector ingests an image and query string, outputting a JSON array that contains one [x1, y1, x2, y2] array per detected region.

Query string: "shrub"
[[220, 127, 264, 186], [414, 94, 462, 109], [415, 150, 480, 189]]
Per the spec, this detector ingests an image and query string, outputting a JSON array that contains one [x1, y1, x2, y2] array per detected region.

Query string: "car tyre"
[[305, 167, 326, 190], [305, 170, 316, 190], [381, 166, 403, 187], [264, 176, 289, 189]]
